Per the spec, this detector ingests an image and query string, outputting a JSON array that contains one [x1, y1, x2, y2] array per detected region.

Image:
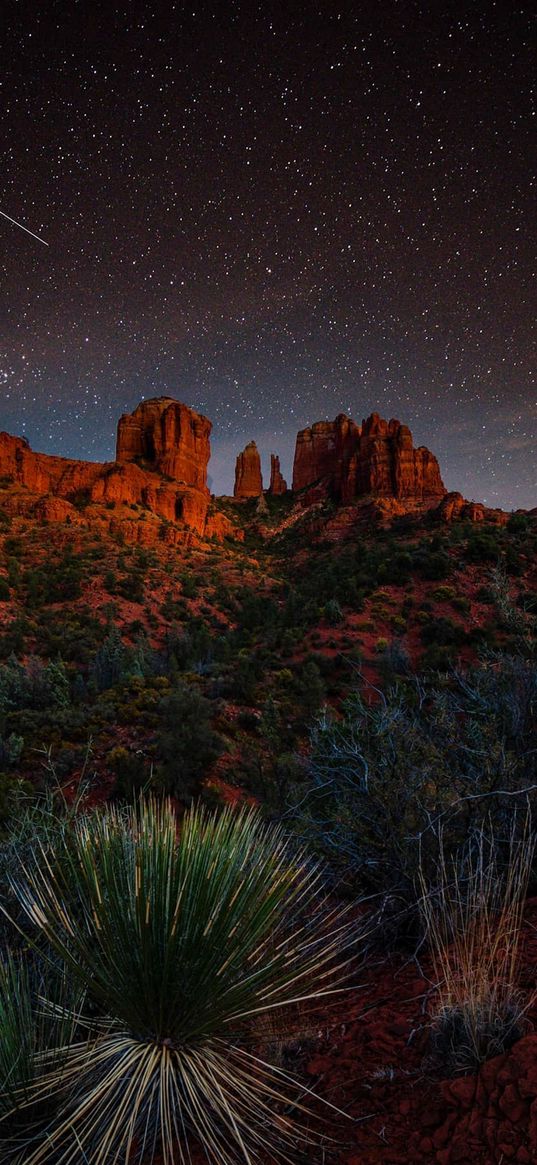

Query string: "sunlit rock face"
[[233, 441, 263, 497], [292, 412, 446, 505], [116, 397, 211, 490], [0, 398, 217, 540]]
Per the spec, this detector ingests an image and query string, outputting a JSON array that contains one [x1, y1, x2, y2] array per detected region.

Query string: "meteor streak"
[[0, 209, 48, 246]]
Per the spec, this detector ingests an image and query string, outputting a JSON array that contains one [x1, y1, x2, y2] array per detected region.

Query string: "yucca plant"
[[0, 953, 37, 1116], [419, 820, 535, 1073], [6, 799, 359, 1164], [0, 951, 81, 1156]]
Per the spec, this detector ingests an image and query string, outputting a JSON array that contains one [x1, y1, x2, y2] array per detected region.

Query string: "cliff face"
[[0, 398, 217, 541], [116, 397, 211, 489], [292, 414, 360, 497], [0, 432, 104, 497], [233, 441, 263, 498], [292, 412, 446, 505]]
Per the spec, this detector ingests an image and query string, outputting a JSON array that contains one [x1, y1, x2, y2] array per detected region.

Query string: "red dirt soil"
[[300, 899, 537, 1164], [147, 901, 537, 1165]]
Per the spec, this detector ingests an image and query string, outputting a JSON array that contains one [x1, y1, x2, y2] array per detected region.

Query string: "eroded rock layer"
[[292, 412, 446, 504], [116, 397, 211, 489], [0, 397, 216, 540]]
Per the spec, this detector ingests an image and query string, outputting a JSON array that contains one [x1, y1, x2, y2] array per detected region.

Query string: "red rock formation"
[[116, 397, 211, 489], [292, 412, 446, 506], [268, 454, 287, 495], [233, 441, 263, 498], [292, 414, 358, 496], [434, 491, 509, 526], [0, 398, 222, 541], [34, 497, 83, 524], [0, 432, 103, 497]]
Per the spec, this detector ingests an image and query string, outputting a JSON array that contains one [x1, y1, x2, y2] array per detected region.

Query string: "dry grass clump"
[[419, 820, 535, 1073]]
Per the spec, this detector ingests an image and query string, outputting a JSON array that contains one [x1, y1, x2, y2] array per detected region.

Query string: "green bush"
[[420, 617, 464, 647], [156, 682, 222, 798], [324, 598, 344, 625], [108, 745, 151, 800], [432, 586, 456, 601], [0, 951, 79, 1150]]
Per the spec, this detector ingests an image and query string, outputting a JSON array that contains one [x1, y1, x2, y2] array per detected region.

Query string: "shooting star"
[[0, 209, 48, 247]]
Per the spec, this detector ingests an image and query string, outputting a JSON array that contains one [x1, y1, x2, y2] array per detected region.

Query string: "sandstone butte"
[[233, 441, 263, 498], [0, 396, 510, 540], [292, 411, 446, 504], [0, 397, 232, 543]]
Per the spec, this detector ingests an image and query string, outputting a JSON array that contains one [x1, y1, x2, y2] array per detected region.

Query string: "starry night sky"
[[0, 2, 535, 506]]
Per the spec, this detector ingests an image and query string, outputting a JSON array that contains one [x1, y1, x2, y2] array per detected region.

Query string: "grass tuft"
[[419, 819, 534, 1073]]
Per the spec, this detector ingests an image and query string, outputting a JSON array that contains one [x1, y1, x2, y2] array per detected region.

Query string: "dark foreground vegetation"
[[0, 510, 535, 1161]]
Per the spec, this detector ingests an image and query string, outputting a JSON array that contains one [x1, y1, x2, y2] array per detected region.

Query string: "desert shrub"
[[420, 822, 534, 1072], [108, 745, 151, 800], [420, 616, 465, 648], [452, 595, 471, 613], [116, 570, 145, 603], [90, 626, 127, 690], [5, 800, 357, 1164], [0, 619, 30, 659], [414, 547, 451, 581], [377, 639, 411, 686], [421, 643, 457, 671], [103, 569, 117, 593], [292, 652, 537, 930], [6, 559, 20, 590], [432, 585, 457, 601], [33, 610, 104, 664], [507, 513, 531, 535], [250, 749, 305, 814], [0, 759, 93, 950], [23, 554, 83, 606], [324, 598, 344, 625], [4, 539, 22, 558], [0, 772, 30, 829], [156, 682, 222, 798], [377, 551, 413, 585], [179, 572, 198, 599], [291, 659, 325, 725], [0, 658, 70, 716], [224, 651, 262, 703], [464, 531, 502, 564], [237, 593, 269, 632]]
